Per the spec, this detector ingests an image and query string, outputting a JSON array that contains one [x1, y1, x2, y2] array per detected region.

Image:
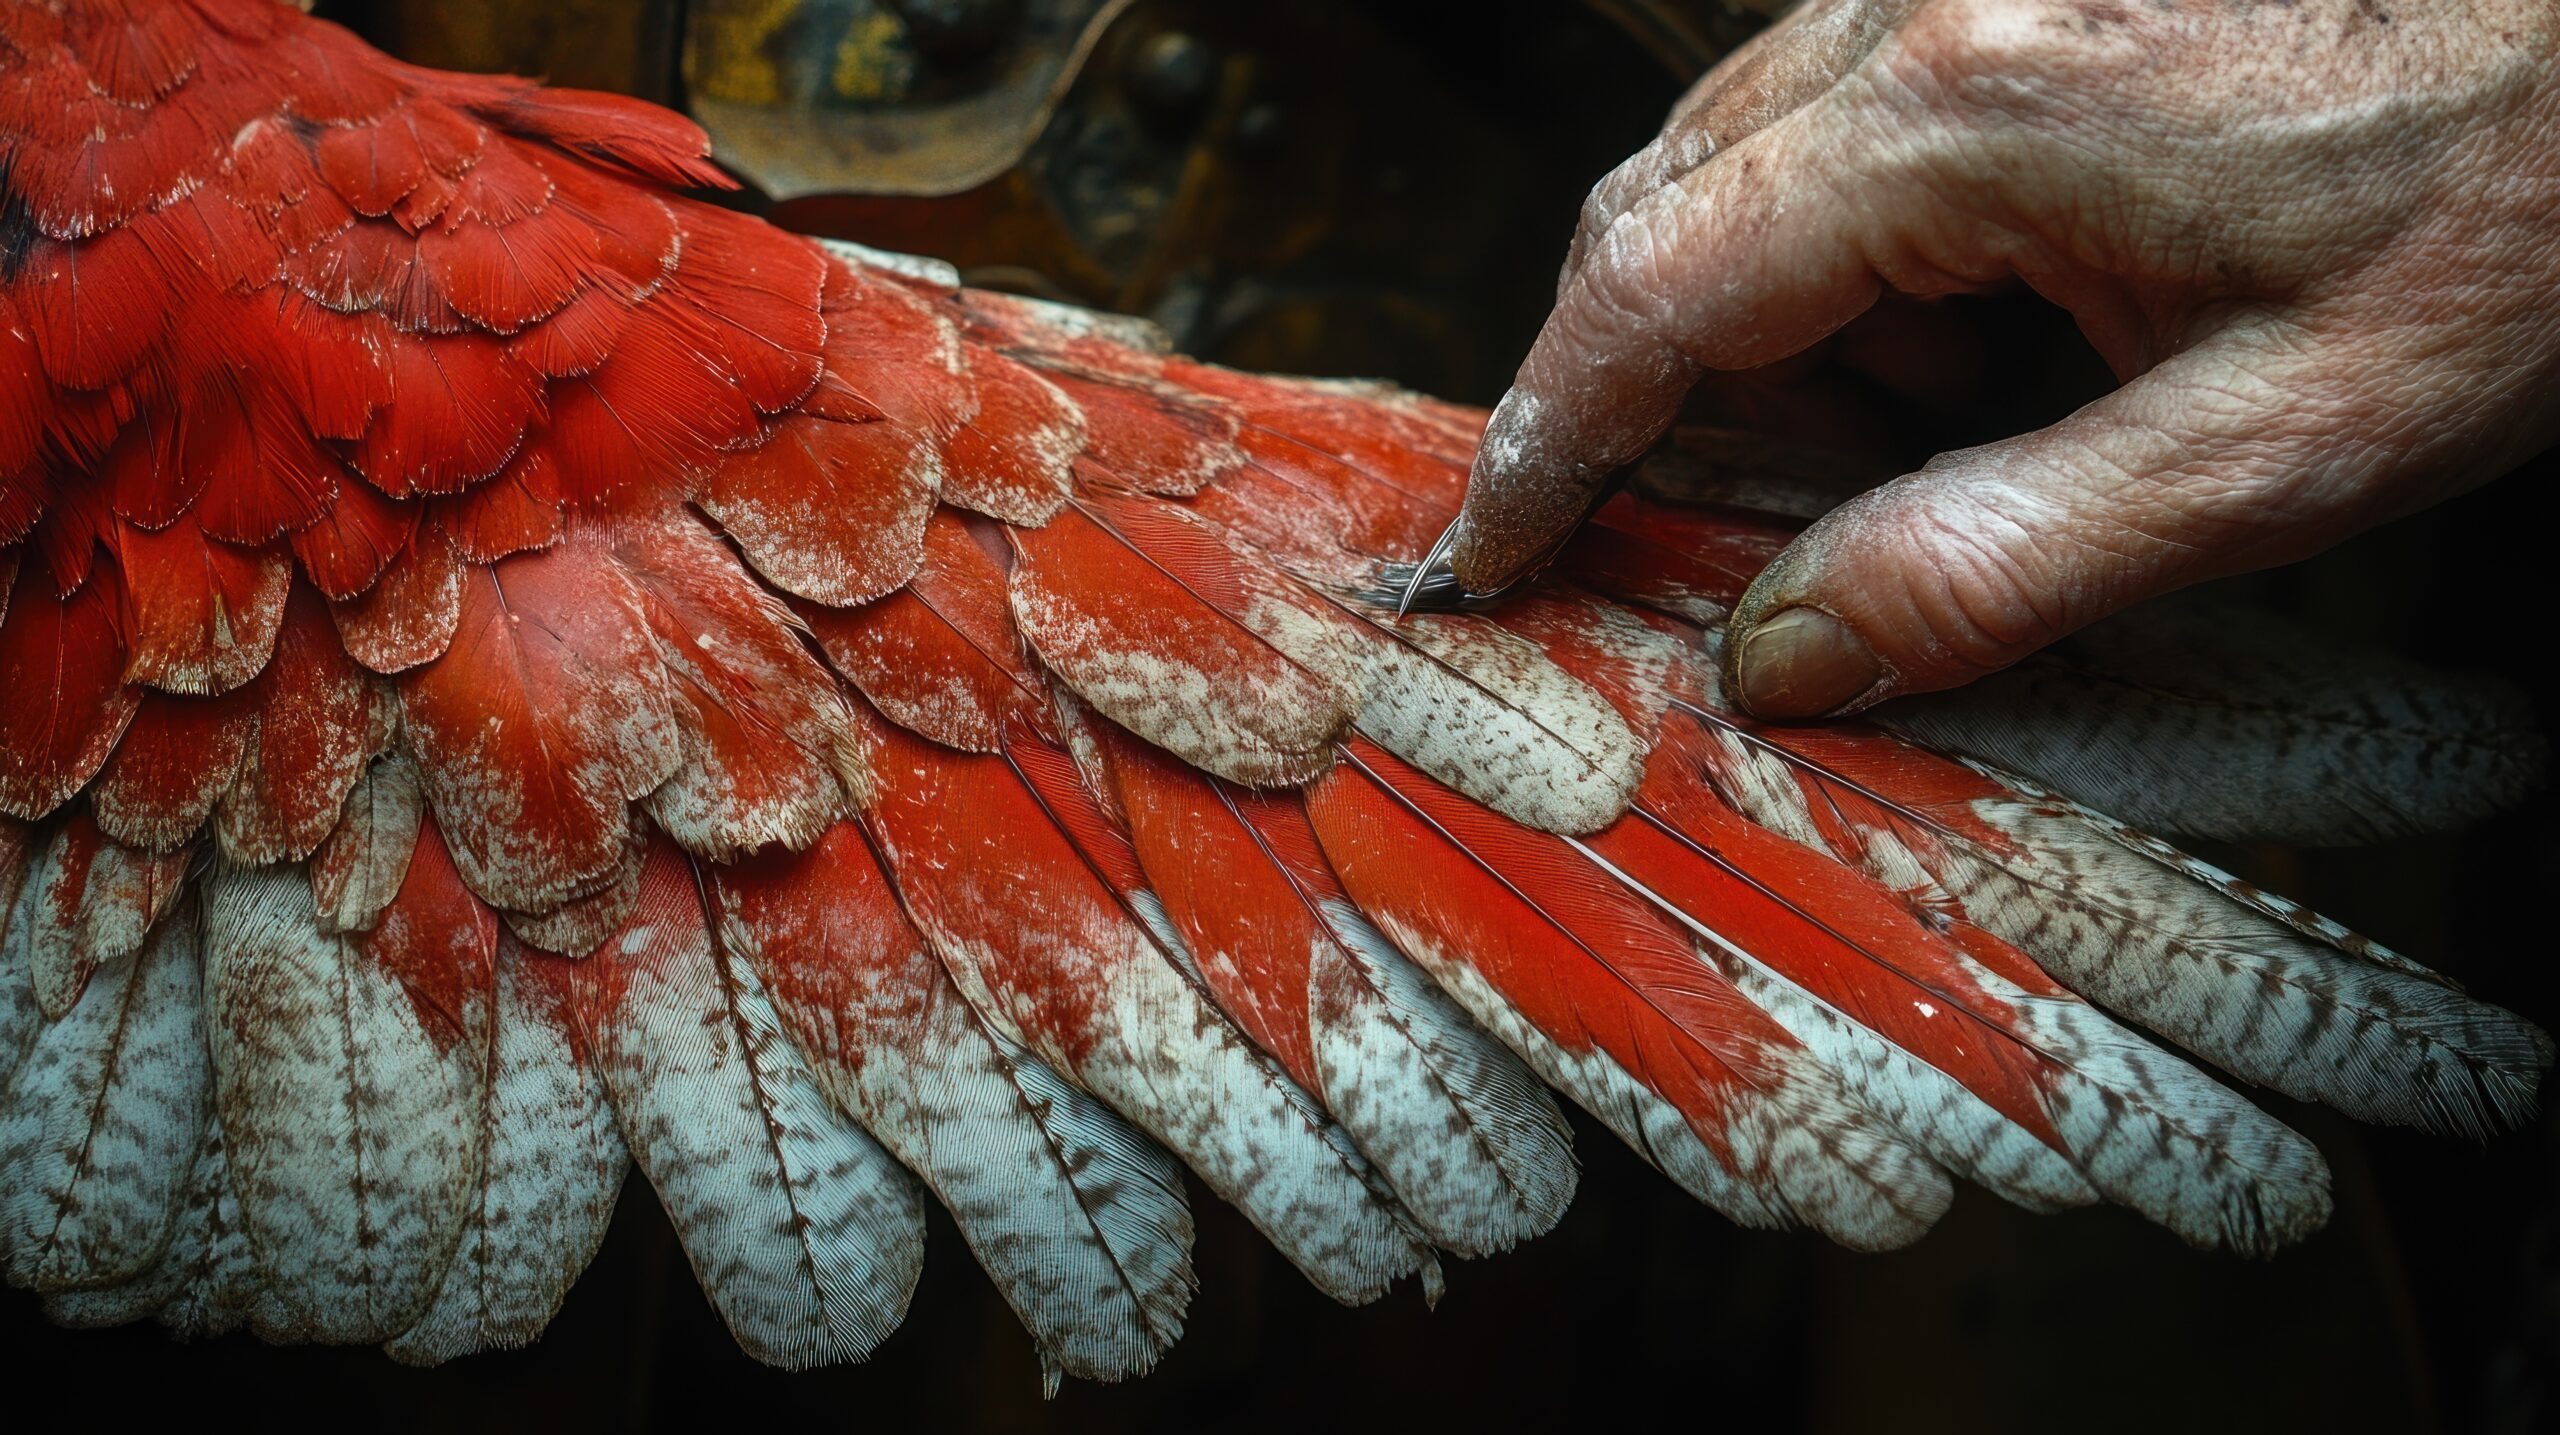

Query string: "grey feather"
[[1882, 597, 2543, 844]]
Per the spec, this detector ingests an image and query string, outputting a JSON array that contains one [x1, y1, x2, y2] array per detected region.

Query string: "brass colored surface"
[[686, 0, 1130, 198]]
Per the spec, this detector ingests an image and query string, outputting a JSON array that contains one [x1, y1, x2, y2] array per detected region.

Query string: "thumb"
[[1724, 306, 2431, 718]]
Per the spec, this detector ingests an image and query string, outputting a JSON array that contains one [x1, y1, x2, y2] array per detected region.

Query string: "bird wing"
[[0, 0, 2546, 1387]]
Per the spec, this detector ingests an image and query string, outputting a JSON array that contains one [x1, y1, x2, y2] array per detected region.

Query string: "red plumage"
[[395, 526, 677, 911], [0, 0, 2544, 1383], [1311, 734, 1943, 1247], [218, 584, 374, 863], [0, 554, 137, 818], [89, 684, 253, 850], [798, 507, 1043, 753], [1603, 713, 2068, 1148]]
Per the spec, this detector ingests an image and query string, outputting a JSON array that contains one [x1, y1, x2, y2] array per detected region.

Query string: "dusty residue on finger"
[[1446, 388, 1630, 594]]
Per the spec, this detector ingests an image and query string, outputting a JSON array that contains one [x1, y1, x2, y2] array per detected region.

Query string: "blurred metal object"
[[685, 0, 1130, 198], [680, 0, 1747, 199]]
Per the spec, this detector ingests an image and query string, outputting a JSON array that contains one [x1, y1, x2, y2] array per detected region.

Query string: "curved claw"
[[1377, 522, 1518, 615], [1391, 522, 1463, 617], [1385, 475, 1632, 616]]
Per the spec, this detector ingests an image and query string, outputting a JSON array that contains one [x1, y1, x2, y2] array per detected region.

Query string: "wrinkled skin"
[[1448, 0, 2560, 717]]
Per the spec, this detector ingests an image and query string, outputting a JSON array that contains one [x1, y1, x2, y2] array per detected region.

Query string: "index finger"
[[1441, 74, 1950, 596], [1558, 0, 1920, 295]]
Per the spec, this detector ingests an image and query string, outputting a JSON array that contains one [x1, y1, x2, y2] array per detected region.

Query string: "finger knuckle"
[[1574, 215, 1687, 339], [1580, 156, 1642, 230], [1896, 0, 2079, 81], [1892, 483, 2072, 666]]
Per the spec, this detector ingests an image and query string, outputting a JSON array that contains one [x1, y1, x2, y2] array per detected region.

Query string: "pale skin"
[[1444, 0, 2560, 717]]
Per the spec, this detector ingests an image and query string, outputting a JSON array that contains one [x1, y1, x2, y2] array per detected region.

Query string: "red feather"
[[506, 285, 633, 380], [1168, 362, 1470, 511], [546, 305, 760, 506], [328, 524, 465, 674], [1310, 736, 1779, 1165], [361, 812, 501, 1056], [1007, 492, 1356, 787], [217, 584, 376, 863], [797, 508, 1042, 754], [0, 554, 137, 820], [109, 516, 291, 695], [657, 206, 827, 416], [288, 472, 417, 602], [74, 2, 199, 106], [460, 84, 730, 191], [807, 269, 973, 439], [935, 350, 1079, 524], [1, 298, 48, 483], [1556, 493, 1791, 621], [89, 685, 256, 851], [542, 153, 680, 297], [311, 109, 432, 220], [703, 411, 936, 608], [347, 331, 543, 499], [418, 141, 603, 335], [1088, 719, 1326, 1088], [1034, 370, 1240, 497], [395, 525, 678, 910], [1601, 713, 2068, 1148], [856, 703, 1157, 1071], [435, 442, 561, 564], [1306, 735, 1945, 1247], [1199, 425, 1440, 572], [615, 510, 852, 861], [16, 225, 172, 390], [266, 22, 407, 127]]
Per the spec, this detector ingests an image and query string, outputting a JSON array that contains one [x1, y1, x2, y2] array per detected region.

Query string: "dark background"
[[9, 2, 2555, 1429]]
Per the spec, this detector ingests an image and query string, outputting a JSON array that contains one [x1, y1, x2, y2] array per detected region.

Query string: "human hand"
[[1439, 0, 2560, 717]]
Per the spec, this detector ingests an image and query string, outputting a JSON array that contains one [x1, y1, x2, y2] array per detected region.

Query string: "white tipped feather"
[[200, 864, 489, 1341], [1351, 611, 1643, 836], [923, 895, 1433, 1305], [1958, 792, 2551, 1138], [1705, 931, 2333, 1252], [2, 897, 210, 1290], [857, 725, 1437, 1306], [708, 834, 1195, 1386], [1124, 889, 1446, 1301], [1358, 907, 1780, 1229], [561, 849, 925, 1369], [383, 943, 630, 1364], [974, 1028, 1195, 1390], [1313, 898, 1579, 1255], [310, 753, 424, 935], [21, 823, 190, 1021], [1684, 702, 2550, 1142], [1700, 941, 2098, 1216]]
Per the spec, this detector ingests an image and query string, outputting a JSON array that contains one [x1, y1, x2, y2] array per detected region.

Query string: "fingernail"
[[1736, 608, 1882, 718]]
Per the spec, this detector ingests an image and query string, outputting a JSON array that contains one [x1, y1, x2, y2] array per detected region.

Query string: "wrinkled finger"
[[1560, 0, 1918, 292], [1449, 72, 1965, 594], [1722, 304, 2494, 718]]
